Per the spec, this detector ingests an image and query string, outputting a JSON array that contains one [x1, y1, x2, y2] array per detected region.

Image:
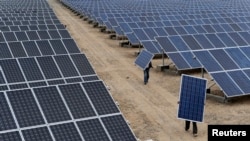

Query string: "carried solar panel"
[[178, 74, 207, 122], [134, 49, 154, 70]]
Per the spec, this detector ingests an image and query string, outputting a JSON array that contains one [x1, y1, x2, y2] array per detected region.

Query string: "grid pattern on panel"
[[101, 115, 137, 141], [7, 89, 45, 127], [178, 74, 207, 122], [33, 86, 71, 123], [82, 81, 120, 115], [77, 119, 110, 141]]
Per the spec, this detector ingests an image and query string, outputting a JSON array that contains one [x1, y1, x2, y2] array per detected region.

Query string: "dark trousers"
[[185, 121, 197, 134], [144, 69, 149, 83]]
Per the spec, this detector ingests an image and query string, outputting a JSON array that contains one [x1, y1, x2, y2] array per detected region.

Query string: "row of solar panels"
[[0, 39, 80, 58], [0, 30, 71, 42], [0, 24, 65, 32], [0, 20, 62, 26], [0, 0, 137, 140]]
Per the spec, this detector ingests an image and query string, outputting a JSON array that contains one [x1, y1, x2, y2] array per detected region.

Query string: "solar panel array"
[[0, 0, 137, 140], [178, 74, 207, 122], [61, 0, 250, 98]]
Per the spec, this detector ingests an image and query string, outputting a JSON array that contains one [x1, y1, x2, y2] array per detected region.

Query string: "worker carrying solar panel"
[[144, 61, 153, 85]]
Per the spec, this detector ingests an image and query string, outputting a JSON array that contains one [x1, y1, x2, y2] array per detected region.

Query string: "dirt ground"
[[48, 0, 250, 141]]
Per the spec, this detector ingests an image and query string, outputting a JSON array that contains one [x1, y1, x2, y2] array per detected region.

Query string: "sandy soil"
[[48, 0, 250, 141]]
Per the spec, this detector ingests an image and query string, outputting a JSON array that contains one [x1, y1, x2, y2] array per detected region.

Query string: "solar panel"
[[76, 119, 110, 141], [37, 30, 51, 39], [0, 42, 12, 58], [22, 41, 41, 57], [178, 74, 207, 122], [36, 56, 62, 79], [134, 49, 153, 70], [54, 55, 79, 77], [7, 89, 45, 127], [8, 42, 27, 57], [82, 81, 120, 115], [0, 131, 22, 141], [36, 40, 55, 55], [49, 39, 68, 54], [141, 41, 161, 54], [22, 127, 53, 141], [62, 39, 80, 53]]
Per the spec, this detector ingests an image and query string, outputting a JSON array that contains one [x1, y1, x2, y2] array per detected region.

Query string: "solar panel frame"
[[177, 74, 207, 122]]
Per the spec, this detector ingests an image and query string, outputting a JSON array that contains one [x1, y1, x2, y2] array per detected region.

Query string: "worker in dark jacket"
[[144, 61, 153, 85]]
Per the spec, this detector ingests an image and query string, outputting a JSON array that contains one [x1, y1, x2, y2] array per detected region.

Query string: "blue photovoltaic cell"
[[26, 31, 40, 40], [15, 32, 28, 41], [37, 30, 51, 39], [36, 40, 55, 55], [133, 28, 150, 41], [202, 25, 216, 33], [22, 127, 53, 141], [154, 27, 168, 36], [225, 48, 250, 68], [62, 39, 80, 53], [54, 55, 79, 77], [181, 35, 202, 50], [193, 50, 223, 72], [134, 49, 154, 70], [48, 30, 61, 39], [169, 36, 190, 51], [19, 57, 44, 81], [82, 75, 99, 81], [58, 30, 71, 38], [8, 42, 27, 58], [204, 34, 225, 48], [167, 52, 191, 70], [9, 83, 28, 90], [82, 81, 120, 115], [0, 92, 17, 131], [181, 52, 201, 68], [126, 33, 139, 45], [59, 83, 96, 119], [141, 41, 161, 54], [37, 56, 62, 79], [240, 47, 250, 59], [178, 74, 206, 122], [156, 36, 177, 52], [183, 25, 198, 34], [77, 119, 110, 141], [34, 86, 71, 123], [7, 89, 45, 127], [209, 49, 239, 70], [164, 27, 178, 35], [49, 40, 68, 54], [0, 70, 6, 84], [216, 33, 237, 47], [71, 54, 96, 76], [238, 32, 250, 44], [0, 132, 22, 141], [228, 32, 248, 46], [102, 115, 137, 141], [51, 122, 82, 141], [174, 26, 188, 35], [0, 59, 25, 83], [211, 24, 225, 33], [193, 25, 206, 33], [143, 28, 158, 40], [4, 32, 17, 42], [227, 70, 250, 94], [22, 41, 41, 57], [210, 72, 243, 97], [193, 34, 214, 49], [0, 43, 12, 58]]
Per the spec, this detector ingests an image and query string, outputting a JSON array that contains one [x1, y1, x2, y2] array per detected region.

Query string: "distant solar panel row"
[[0, 39, 80, 59], [0, 30, 71, 42]]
